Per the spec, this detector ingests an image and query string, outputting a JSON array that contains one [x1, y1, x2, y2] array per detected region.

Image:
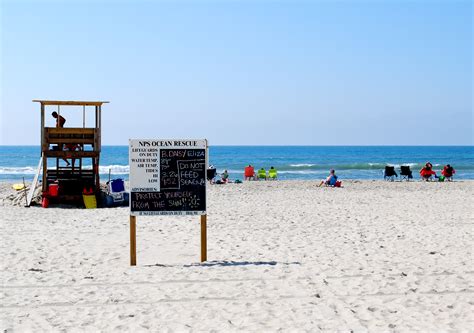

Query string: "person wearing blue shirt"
[[318, 169, 338, 187]]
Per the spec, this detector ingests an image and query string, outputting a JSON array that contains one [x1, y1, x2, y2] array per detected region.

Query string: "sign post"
[[130, 215, 137, 266], [201, 214, 207, 262], [129, 139, 208, 266]]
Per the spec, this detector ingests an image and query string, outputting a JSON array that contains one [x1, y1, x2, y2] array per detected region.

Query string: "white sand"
[[1, 180, 473, 331]]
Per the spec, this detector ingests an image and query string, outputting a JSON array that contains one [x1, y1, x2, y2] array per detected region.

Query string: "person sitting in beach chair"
[[400, 165, 413, 181], [257, 168, 267, 180], [268, 166, 277, 180], [221, 169, 229, 183], [318, 169, 338, 187], [207, 165, 217, 184], [384, 166, 398, 181], [420, 162, 436, 181], [244, 165, 255, 181], [441, 164, 455, 181]]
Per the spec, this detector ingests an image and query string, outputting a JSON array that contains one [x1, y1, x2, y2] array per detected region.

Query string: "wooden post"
[[22, 177, 28, 207], [40, 103, 47, 193], [98, 105, 102, 152], [201, 214, 207, 262], [40, 103, 44, 153], [130, 215, 137, 266]]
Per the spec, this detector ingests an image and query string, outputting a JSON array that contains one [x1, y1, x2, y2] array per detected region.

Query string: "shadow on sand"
[[145, 260, 301, 268]]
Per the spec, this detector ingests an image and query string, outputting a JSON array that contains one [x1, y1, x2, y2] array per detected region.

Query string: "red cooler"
[[49, 184, 59, 197]]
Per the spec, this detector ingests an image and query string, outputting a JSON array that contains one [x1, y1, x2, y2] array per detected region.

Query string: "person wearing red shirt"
[[441, 164, 456, 181], [420, 162, 436, 181], [244, 165, 255, 181]]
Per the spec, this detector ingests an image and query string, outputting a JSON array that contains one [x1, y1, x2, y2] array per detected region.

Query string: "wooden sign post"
[[201, 214, 207, 262], [129, 139, 208, 266]]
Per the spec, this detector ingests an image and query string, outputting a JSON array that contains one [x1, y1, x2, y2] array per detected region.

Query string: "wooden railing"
[[43, 127, 99, 150]]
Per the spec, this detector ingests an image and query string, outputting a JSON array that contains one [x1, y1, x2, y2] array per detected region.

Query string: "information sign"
[[129, 139, 207, 216]]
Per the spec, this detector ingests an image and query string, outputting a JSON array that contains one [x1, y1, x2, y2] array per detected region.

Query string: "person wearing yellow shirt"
[[257, 168, 267, 180], [268, 166, 277, 180]]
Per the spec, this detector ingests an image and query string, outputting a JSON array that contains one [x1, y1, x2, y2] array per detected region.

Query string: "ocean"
[[0, 146, 472, 182]]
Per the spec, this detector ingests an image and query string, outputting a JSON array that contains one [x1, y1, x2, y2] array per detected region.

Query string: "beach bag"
[[335, 181, 342, 187]]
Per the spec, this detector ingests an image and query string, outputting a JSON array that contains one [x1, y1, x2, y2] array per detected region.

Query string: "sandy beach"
[[1, 180, 473, 331]]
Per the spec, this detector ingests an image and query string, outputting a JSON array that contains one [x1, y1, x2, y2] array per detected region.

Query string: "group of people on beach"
[[419, 162, 456, 181], [244, 165, 277, 181], [208, 162, 457, 186], [207, 165, 279, 184]]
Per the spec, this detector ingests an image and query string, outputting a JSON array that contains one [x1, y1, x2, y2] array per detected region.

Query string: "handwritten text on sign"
[[129, 139, 207, 216]]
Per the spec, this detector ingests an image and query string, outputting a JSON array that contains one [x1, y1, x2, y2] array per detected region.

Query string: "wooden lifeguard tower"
[[33, 100, 109, 203]]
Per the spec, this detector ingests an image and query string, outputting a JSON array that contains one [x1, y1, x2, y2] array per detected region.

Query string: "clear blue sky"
[[1, 0, 472, 145]]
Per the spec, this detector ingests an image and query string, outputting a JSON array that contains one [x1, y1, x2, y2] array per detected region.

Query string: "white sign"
[[129, 140, 161, 192], [129, 139, 208, 216]]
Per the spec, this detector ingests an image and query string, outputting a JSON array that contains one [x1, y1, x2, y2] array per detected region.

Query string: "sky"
[[0, 0, 472, 145]]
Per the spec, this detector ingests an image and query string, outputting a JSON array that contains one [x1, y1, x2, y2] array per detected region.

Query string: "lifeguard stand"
[[33, 100, 109, 203]]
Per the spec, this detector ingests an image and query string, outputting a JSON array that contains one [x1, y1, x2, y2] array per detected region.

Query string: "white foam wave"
[[0, 165, 130, 175], [278, 170, 321, 174], [98, 165, 129, 174], [0, 167, 37, 174], [81, 165, 130, 174], [386, 163, 420, 168], [289, 164, 316, 167], [368, 163, 384, 166]]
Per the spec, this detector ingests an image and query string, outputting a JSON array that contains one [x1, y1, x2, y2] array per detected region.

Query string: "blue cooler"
[[110, 179, 125, 192]]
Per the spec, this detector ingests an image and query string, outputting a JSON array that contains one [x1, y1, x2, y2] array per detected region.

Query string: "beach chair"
[[384, 166, 398, 181], [105, 178, 129, 206], [442, 165, 455, 181], [257, 168, 267, 180], [268, 167, 277, 180], [244, 165, 255, 180], [400, 165, 413, 181], [207, 168, 217, 183]]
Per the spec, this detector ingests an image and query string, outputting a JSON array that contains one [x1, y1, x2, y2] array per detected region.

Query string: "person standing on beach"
[[52, 111, 66, 128]]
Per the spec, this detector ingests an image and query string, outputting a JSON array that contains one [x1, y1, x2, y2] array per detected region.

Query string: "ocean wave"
[[0, 165, 130, 175], [77, 165, 130, 174], [289, 163, 316, 167], [278, 170, 322, 175], [281, 163, 426, 170], [1, 162, 472, 176], [98, 165, 129, 174], [0, 167, 37, 174]]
